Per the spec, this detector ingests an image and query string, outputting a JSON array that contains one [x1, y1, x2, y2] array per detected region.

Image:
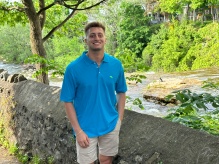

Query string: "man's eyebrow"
[[91, 32, 103, 34]]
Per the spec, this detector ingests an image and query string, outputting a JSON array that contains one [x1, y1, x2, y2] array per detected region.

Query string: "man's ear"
[[84, 38, 87, 44]]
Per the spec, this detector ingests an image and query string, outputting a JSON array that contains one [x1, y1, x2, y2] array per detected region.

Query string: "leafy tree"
[[43, 35, 84, 75], [158, 0, 189, 15], [114, 49, 149, 73], [0, 24, 31, 63], [0, 0, 108, 84], [44, 12, 86, 62], [178, 22, 219, 70], [190, 0, 206, 9], [207, 0, 219, 21], [190, 22, 219, 69], [117, 2, 151, 57], [150, 20, 198, 72], [142, 24, 169, 66], [145, 20, 219, 72], [157, 0, 219, 22]]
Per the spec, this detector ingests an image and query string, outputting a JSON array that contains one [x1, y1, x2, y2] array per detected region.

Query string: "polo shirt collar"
[[82, 51, 110, 64]]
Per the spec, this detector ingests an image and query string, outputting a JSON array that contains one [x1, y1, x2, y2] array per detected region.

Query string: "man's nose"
[[94, 35, 101, 39]]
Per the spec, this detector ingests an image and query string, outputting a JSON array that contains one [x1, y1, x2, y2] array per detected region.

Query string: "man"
[[60, 21, 127, 164]]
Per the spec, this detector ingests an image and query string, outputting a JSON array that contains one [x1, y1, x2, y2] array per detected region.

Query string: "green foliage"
[[42, 11, 87, 66], [0, 1, 27, 26], [0, 24, 31, 63], [115, 49, 149, 73], [158, 0, 187, 14], [25, 54, 64, 77], [44, 11, 87, 38], [45, 35, 84, 60], [142, 24, 169, 67], [125, 72, 147, 111], [133, 98, 144, 110], [150, 20, 198, 72], [117, 2, 151, 57], [165, 89, 219, 135], [158, 0, 210, 14], [190, 23, 219, 70], [190, 0, 209, 10], [178, 23, 219, 71], [202, 79, 219, 89], [0, 122, 10, 148], [144, 20, 219, 72], [126, 74, 146, 84]]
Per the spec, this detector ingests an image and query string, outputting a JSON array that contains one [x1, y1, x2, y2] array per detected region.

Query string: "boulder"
[[143, 78, 203, 104], [7, 74, 27, 83], [0, 70, 9, 81]]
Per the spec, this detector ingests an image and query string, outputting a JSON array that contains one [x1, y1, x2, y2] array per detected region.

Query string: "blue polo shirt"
[[60, 51, 127, 138]]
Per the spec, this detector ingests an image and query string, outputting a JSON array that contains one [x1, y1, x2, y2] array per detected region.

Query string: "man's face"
[[85, 27, 106, 51]]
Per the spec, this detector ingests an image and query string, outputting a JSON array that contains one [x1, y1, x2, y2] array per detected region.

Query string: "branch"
[[38, 0, 46, 29], [63, 0, 108, 10], [42, 0, 108, 42], [0, 6, 25, 12], [37, 2, 56, 15], [42, 9, 77, 42]]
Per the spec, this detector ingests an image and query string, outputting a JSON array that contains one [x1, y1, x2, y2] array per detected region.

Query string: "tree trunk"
[[215, 7, 218, 21], [193, 9, 196, 21], [211, 6, 215, 22], [22, 0, 49, 84], [183, 4, 189, 20]]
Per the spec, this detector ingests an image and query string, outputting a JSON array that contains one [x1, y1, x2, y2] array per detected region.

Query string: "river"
[[0, 62, 24, 74], [1, 62, 219, 117]]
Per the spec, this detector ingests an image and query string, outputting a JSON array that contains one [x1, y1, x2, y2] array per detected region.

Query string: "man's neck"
[[87, 51, 104, 65]]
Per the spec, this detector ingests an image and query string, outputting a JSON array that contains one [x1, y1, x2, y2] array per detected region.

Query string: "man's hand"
[[76, 131, 90, 148]]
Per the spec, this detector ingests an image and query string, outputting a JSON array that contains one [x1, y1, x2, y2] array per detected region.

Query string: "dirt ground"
[[0, 146, 20, 164]]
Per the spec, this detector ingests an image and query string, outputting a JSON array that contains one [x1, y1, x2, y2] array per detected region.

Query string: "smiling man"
[[60, 22, 127, 164]]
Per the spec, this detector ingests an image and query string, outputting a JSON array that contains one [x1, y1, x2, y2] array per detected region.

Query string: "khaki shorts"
[[76, 119, 121, 164]]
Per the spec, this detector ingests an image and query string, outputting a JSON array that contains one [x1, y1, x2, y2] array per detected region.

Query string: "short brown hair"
[[84, 21, 106, 36]]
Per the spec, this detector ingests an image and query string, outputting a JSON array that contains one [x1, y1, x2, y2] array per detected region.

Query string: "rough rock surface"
[[118, 110, 219, 163]]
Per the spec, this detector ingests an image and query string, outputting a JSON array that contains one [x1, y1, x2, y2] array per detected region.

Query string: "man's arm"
[[64, 102, 82, 134], [64, 102, 89, 147], [117, 93, 126, 121]]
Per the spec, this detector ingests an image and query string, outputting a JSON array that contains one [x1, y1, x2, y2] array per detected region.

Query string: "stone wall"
[[119, 110, 219, 163], [0, 80, 77, 163], [1, 71, 219, 164]]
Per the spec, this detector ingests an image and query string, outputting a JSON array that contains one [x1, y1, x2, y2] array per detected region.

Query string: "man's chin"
[[91, 48, 102, 51]]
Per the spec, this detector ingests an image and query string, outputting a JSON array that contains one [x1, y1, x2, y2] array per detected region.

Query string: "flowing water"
[[0, 61, 24, 74], [1, 62, 219, 117]]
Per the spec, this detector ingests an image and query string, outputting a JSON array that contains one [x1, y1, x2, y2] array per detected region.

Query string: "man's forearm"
[[64, 102, 82, 134], [117, 93, 126, 121]]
